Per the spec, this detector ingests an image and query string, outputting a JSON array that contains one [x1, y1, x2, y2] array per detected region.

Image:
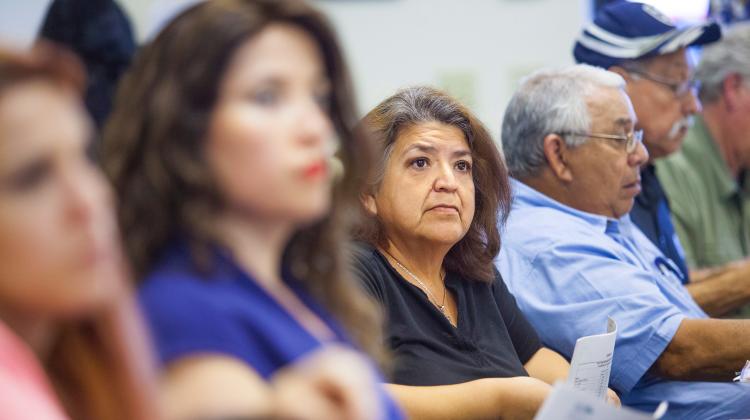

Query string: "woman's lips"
[[428, 205, 459, 214], [302, 160, 328, 180]]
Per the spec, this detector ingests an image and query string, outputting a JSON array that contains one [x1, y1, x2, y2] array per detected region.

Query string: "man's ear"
[[722, 72, 744, 112], [608, 66, 642, 102], [360, 193, 378, 216], [608, 65, 630, 80], [543, 133, 574, 183]]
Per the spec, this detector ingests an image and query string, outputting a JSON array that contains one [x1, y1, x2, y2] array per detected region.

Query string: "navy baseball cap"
[[574, 1, 722, 68]]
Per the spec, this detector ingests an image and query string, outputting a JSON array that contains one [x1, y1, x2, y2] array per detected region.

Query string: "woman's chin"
[[418, 226, 468, 247], [290, 202, 332, 227]]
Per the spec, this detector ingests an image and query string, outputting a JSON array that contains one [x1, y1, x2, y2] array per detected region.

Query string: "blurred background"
[[0, 0, 745, 136]]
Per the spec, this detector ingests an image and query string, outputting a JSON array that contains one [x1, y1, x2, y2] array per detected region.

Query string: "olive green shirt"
[[656, 116, 750, 270]]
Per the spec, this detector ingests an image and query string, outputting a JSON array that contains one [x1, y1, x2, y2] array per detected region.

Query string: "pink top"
[[0, 321, 68, 420]]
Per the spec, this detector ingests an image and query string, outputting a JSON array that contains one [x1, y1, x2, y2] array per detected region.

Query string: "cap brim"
[[574, 20, 722, 68], [656, 21, 722, 54]]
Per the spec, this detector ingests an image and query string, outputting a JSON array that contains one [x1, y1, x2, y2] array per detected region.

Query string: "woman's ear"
[[543, 133, 574, 183], [360, 193, 378, 216]]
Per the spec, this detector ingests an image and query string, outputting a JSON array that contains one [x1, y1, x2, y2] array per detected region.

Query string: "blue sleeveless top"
[[139, 240, 403, 419]]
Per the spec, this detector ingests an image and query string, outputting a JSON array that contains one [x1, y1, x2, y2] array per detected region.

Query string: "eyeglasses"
[[627, 70, 698, 98], [560, 129, 644, 154]]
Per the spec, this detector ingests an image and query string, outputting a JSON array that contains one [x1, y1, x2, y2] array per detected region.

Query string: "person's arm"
[[491, 277, 620, 407], [160, 355, 276, 420], [140, 275, 381, 420], [489, 269, 623, 406], [686, 260, 750, 316], [387, 377, 550, 420], [524, 347, 620, 407], [93, 259, 162, 420], [498, 240, 690, 396], [651, 318, 750, 381], [162, 345, 383, 420], [523, 347, 569, 384]]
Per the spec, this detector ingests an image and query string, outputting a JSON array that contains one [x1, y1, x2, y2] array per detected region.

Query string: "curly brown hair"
[[102, 0, 383, 358], [355, 86, 511, 283]]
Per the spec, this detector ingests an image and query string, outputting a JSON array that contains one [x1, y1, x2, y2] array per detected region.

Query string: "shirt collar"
[[511, 178, 630, 235], [635, 164, 662, 207]]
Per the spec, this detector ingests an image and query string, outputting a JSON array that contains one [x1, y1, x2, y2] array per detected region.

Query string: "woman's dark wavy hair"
[[102, 0, 382, 358], [354, 86, 511, 283]]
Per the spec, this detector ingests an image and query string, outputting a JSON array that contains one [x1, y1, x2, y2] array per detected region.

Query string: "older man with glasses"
[[574, 1, 750, 320], [496, 64, 750, 419]]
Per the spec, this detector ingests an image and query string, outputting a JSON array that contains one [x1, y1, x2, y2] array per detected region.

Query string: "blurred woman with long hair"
[[0, 43, 159, 420], [103, 1, 402, 418]]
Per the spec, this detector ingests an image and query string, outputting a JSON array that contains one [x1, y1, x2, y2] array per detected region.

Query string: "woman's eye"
[[4, 160, 51, 192], [411, 158, 429, 169], [250, 89, 280, 106], [455, 160, 472, 172]]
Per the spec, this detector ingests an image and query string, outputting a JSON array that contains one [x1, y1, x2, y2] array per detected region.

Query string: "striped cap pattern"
[[574, 1, 721, 68]]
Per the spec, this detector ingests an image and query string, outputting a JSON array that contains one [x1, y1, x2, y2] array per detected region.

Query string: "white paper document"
[[534, 383, 667, 420], [567, 317, 617, 400]]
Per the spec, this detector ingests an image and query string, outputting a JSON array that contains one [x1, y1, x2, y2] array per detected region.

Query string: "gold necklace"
[[381, 249, 452, 323]]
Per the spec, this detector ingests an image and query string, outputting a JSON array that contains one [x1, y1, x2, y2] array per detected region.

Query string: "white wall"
[[313, 0, 589, 136], [0, 0, 590, 135], [0, 0, 51, 49]]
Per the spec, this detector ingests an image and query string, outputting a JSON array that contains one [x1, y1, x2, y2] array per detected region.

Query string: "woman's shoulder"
[[137, 244, 315, 372], [348, 242, 394, 301], [349, 242, 394, 278], [139, 238, 259, 302], [349, 242, 388, 275], [447, 265, 503, 287], [349, 241, 377, 263], [487, 267, 515, 297], [450, 267, 513, 303], [139, 244, 219, 308], [137, 240, 267, 334], [138, 250, 236, 344]]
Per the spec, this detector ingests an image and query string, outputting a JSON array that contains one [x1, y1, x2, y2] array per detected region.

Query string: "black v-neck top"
[[351, 244, 542, 386]]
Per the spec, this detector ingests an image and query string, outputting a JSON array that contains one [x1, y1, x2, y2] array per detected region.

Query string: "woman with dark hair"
[[103, 0, 402, 419], [352, 86, 619, 419], [0, 43, 159, 420]]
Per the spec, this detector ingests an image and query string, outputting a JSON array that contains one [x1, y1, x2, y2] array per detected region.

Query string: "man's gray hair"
[[696, 22, 750, 104], [501, 64, 625, 179]]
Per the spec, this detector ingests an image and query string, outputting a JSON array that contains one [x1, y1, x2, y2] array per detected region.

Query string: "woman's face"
[[364, 121, 475, 248], [0, 80, 121, 318], [207, 23, 335, 226]]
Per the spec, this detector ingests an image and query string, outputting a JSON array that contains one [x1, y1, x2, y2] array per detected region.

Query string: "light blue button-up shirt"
[[496, 179, 750, 419]]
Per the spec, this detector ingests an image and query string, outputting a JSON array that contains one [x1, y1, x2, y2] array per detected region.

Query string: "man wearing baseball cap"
[[576, 1, 750, 318], [656, 23, 750, 318]]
